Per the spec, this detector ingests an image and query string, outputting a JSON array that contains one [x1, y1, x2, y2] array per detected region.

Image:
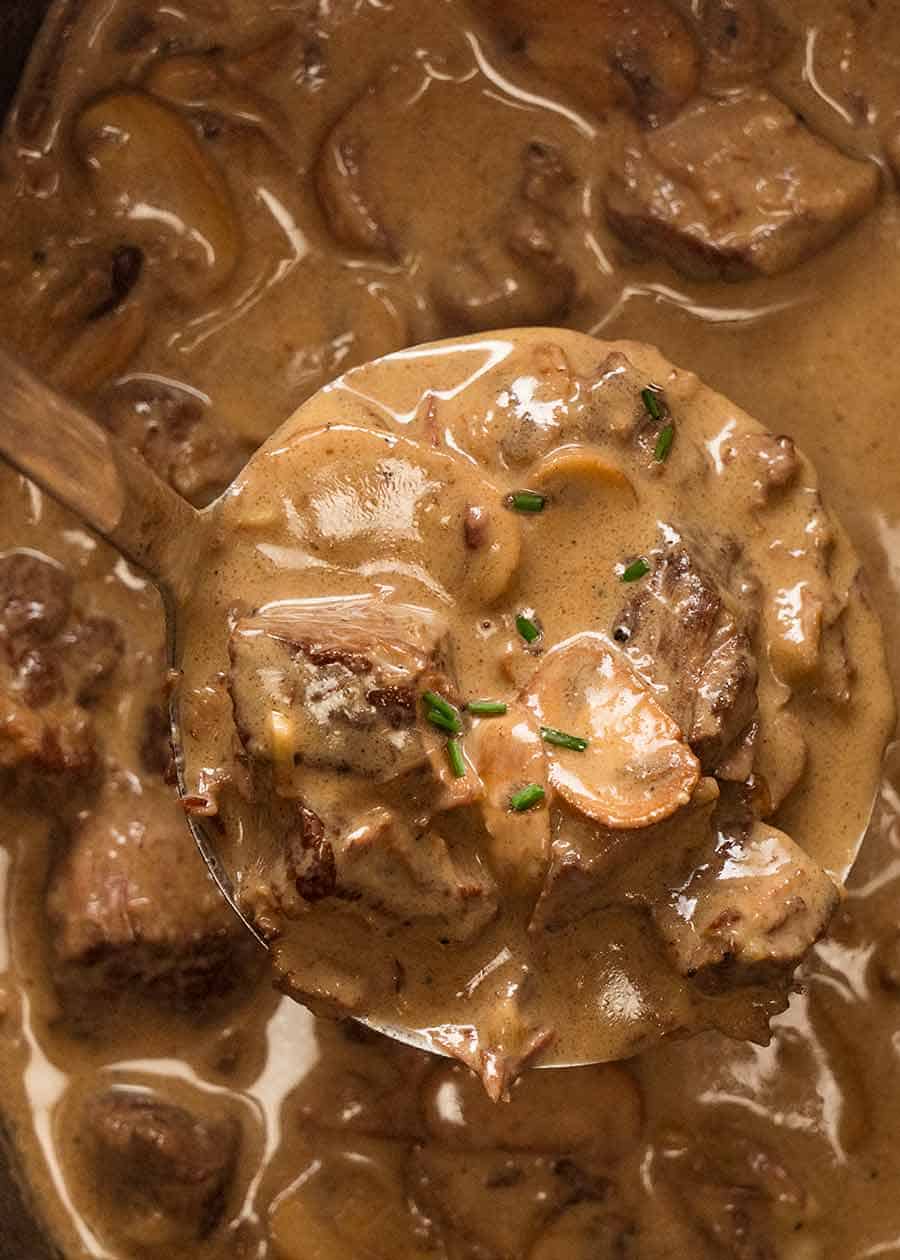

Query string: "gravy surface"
[[1, 0, 900, 1257]]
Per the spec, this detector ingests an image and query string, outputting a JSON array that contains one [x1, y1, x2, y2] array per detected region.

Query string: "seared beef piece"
[[228, 597, 453, 783], [84, 1090, 239, 1244], [266, 804, 498, 943], [614, 531, 758, 773], [653, 788, 839, 985], [0, 549, 71, 644], [0, 550, 122, 783], [100, 376, 247, 507], [606, 90, 879, 280], [47, 779, 250, 1011]]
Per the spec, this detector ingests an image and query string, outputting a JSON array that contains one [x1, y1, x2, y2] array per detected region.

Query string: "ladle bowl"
[[0, 333, 891, 1084]]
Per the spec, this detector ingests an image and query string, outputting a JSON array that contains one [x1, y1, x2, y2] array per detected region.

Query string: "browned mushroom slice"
[[75, 92, 240, 301], [269, 1136, 432, 1260], [337, 806, 498, 943], [530, 778, 719, 933], [409, 1144, 569, 1259], [228, 597, 452, 785], [529, 444, 636, 502], [653, 819, 840, 983], [421, 1058, 642, 1158], [470, 703, 550, 896], [523, 633, 700, 829], [693, 0, 791, 90], [473, 0, 700, 127]]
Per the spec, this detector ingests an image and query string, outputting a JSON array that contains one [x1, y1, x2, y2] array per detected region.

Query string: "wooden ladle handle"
[[0, 345, 199, 597]]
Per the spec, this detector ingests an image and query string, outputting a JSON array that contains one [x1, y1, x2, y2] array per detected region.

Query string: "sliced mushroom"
[[421, 1059, 642, 1158], [51, 301, 146, 397], [75, 91, 240, 301], [473, 0, 700, 126], [269, 1137, 426, 1260], [529, 444, 637, 502], [470, 702, 551, 896], [523, 633, 700, 829]]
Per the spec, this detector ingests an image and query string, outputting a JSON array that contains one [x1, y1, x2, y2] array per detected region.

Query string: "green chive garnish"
[[423, 691, 458, 722], [621, 558, 650, 583], [508, 490, 546, 514], [654, 424, 674, 462], [427, 708, 462, 734], [447, 738, 466, 778], [641, 387, 664, 421], [467, 699, 508, 716], [516, 613, 541, 644], [510, 783, 546, 812], [541, 726, 588, 752]]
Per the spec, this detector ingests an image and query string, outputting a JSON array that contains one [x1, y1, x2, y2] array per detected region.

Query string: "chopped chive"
[[423, 690, 458, 723], [641, 387, 664, 421], [621, 557, 650, 583], [508, 490, 546, 514], [426, 707, 462, 734], [516, 613, 541, 644], [654, 423, 675, 462], [541, 726, 589, 752], [509, 783, 546, 812], [447, 738, 466, 778], [467, 699, 508, 716]]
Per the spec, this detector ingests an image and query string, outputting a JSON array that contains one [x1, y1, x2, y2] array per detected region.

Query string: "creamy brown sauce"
[[1, 0, 900, 1257], [175, 327, 892, 1085]]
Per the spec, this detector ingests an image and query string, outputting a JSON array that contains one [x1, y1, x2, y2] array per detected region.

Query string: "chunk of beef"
[[653, 815, 839, 985], [47, 779, 250, 1011], [606, 91, 879, 280], [614, 531, 759, 773], [0, 550, 122, 784], [530, 778, 719, 934], [84, 1089, 239, 1245], [271, 805, 498, 943], [100, 375, 248, 506], [473, 0, 699, 126], [228, 597, 453, 785], [0, 549, 71, 644]]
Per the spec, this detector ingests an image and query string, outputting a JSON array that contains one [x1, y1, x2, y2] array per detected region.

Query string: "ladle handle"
[[0, 346, 199, 597]]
